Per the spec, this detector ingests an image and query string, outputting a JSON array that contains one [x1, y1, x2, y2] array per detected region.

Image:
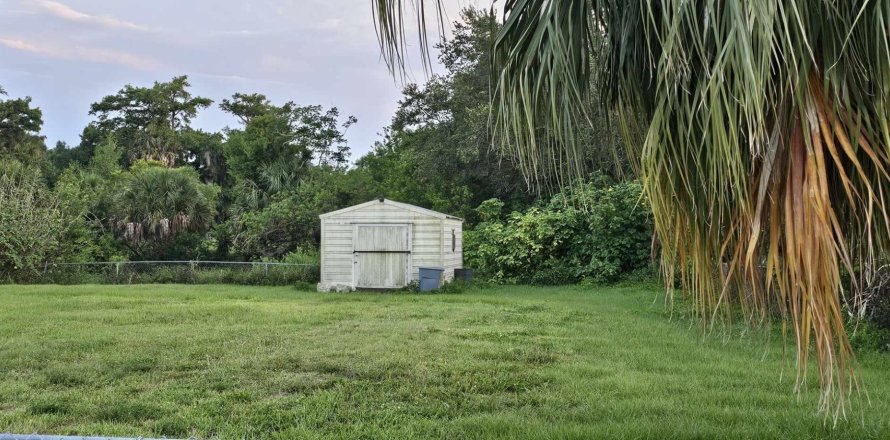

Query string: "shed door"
[[353, 224, 410, 288]]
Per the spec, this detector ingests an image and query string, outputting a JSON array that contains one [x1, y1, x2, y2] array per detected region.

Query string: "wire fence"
[[39, 260, 319, 286]]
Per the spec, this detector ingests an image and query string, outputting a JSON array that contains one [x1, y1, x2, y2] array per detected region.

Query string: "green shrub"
[[280, 248, 320, 266], [465, 179, 653, 285], [38, 262, 319, 286], [399, 280, 421, 293], [848, 319, 890, 353], [0, 160, 71, 282], [856, 266, 890, 352], [435, 279, 469, 294], [871, 289, 890, 332], [528, 265, 577, 286]]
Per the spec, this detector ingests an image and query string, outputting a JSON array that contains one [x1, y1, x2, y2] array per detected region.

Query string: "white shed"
[[317, 198, 464, 291]]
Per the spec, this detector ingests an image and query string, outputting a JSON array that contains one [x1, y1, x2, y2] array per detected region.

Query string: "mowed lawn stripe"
[[0, 284, 887, 439]]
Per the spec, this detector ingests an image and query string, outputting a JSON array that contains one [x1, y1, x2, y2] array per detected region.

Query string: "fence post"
[[264, 262, 269, 277], [43, 261, 48, 275], [115, 262, 120, 279]]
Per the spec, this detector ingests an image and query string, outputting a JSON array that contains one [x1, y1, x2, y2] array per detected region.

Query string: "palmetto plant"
[[112, 164, 217, 244], [372, 0, 890, 416]]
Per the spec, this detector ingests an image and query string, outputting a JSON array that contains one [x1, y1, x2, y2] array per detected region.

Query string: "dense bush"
[[465, 180, 653, 285], [854, 267, 890, 352], [221, 169, 371, 261], [848, 319, 890, 353], [872, 292, 890, 333], [110, 161, 220, 260], [0, 160, 71, 281]]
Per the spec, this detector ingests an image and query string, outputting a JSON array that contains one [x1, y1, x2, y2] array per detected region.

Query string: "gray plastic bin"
[[418, 267, 444, 292], [454, 268, 473, 283]]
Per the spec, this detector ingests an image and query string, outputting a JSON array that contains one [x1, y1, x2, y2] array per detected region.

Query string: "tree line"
[[0, 9, 632, 281]]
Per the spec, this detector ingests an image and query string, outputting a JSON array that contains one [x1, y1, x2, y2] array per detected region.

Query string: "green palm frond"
[[490, 0, 598, 191], [373, 0, 890, 416], [113, 165, 216, 242], [371, 0, 447, 77]]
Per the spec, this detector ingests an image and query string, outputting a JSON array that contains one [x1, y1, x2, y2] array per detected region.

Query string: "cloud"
[[316, 18, 343, 31], [35, 0, 147, 31], [0, 37, 153, 69], [190, 72, 301, 88]]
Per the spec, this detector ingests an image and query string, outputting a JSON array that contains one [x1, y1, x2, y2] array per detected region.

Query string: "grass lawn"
[[0, 285, 888, 439]]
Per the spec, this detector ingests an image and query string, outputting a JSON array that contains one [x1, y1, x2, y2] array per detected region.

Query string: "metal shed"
[[317, 198, 463, 291]]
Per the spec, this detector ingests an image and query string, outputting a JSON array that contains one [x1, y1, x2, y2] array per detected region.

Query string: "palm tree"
[[372, 0, 890, 416], [112, 164, 217, 245]]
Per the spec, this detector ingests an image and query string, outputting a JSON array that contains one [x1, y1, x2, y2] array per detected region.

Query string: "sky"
[[0, 0, 476, 159]]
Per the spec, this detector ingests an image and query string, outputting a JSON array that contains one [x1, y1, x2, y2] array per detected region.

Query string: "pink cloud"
[[0, 37, 154, 70], [35, 0, 147, 31]]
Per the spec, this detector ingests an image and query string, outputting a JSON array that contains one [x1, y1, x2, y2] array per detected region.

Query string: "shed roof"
[[319, 198, 463, 221]]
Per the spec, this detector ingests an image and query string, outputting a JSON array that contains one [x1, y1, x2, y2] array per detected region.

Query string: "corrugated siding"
[[320, 220, 354, 282], [320, 202, 447, 286], [442, 218, 463, 280]]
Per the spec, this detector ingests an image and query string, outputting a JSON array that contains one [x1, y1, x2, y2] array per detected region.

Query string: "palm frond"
[[372, 0, 890, 416], [490, 0, 597, 192], [371, 0, 447, 78]]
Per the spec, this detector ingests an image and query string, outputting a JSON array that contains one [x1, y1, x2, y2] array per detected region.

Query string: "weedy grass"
[[0, 284, 888, 439]]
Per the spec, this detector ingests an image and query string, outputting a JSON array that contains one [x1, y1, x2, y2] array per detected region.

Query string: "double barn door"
[[353, 224, 411, 288]]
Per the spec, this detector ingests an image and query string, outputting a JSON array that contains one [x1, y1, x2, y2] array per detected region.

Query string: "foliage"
[[355, 10, 537, 222], [222, 95, 355, 182], [279, 248, 321, 267], [857, 265, 890, 352], [398, 280, 421, 293], [110, 162, 219, 259], [434, 279, 469, 294], [873, 292, 890, 334], [397, 279, 468, 294], [225, 169, 369, 260], [220, 93, 277, 125], [466, 180, 652, 285], [181, 129, 228, 185], [361, 8, 628, 224], [0, 161, 68, 281], [89, 136, 124, 177], [90, 76, 212, 133], [848, 319, 890, 354], [0, 94, 44, 162], [48, 140, 90, 174], [215, 96, 360, 260], [52, 138, 129, 263], [87, 76, 213, 166]]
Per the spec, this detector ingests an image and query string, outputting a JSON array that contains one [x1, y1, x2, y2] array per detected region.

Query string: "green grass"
[[0, 284, 888, 439]]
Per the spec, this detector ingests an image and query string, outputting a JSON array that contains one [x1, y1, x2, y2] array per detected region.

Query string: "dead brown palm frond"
[[372, 0, 890, 416]]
